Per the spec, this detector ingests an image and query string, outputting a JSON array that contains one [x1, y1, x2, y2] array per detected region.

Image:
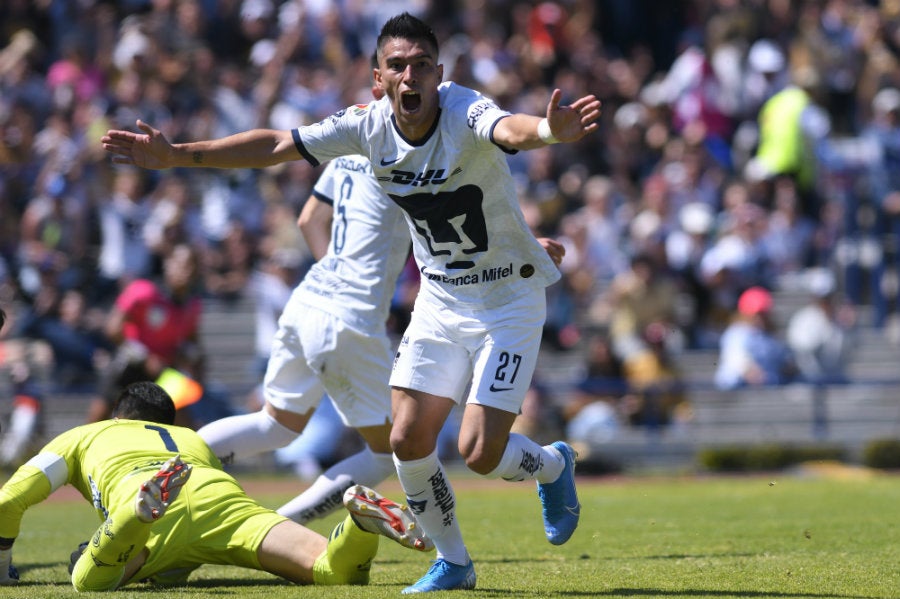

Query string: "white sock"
[[394, 451, 468, 565], [277, 449, 395, 523], [0, 400, 39, 464], [485, 433, 564, 484], [196, 409, 298, 464]]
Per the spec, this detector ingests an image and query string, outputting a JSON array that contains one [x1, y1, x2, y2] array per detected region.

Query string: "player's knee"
[[265, 403, 311, 433], [389, 432, 418, 460], [71, 565, 124, 592], [459, 439, 501, 475], [390, 427, 436, 461]]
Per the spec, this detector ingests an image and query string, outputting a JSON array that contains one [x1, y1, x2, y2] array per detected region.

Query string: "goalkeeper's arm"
[[0, 455, 64, 583]]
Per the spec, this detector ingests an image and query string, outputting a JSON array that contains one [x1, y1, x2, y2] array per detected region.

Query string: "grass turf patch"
[[6, 471, 899, 598]]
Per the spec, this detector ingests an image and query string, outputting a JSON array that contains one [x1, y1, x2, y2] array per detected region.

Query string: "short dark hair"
[[112, 381, 177, 425], [0, 307, 5, 332], [376, 12, 438, 61]]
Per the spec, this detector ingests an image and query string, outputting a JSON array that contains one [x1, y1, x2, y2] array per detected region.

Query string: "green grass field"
[[6, 468, 899, 598]]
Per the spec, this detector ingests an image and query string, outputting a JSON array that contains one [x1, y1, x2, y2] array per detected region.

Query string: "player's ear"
[[437, 63, 444, 82]]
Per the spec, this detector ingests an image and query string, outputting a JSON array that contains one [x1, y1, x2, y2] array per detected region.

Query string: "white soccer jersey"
[[292, 81, 561, 309], [291, 155, 409, 333]]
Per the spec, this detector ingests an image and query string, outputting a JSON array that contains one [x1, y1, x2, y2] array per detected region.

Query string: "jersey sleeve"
[[447, 83, 516, 154], [311, 159, 340, 205], [0, 426, 80, 540], [291, 105, 372, 166], [0, 465, 54, 540]]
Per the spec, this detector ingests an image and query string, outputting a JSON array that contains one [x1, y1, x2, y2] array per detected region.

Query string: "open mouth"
[[401, 91, 421, 113]]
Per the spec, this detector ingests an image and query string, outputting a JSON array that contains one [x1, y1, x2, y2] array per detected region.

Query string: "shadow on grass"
[[9, 576, 888, 599], [11, 560, 62, 571], [7, 572, 293, 592], [469, 589, 883, 599], [640, 552, 762, 560], [13, 562, 886, 599], [602, 591, 883, 599], [149, 578, 296, 589]]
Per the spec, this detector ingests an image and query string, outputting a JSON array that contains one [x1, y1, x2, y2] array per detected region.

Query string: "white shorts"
[[264, 301, 392, 428], [390, 289, 546, 414]]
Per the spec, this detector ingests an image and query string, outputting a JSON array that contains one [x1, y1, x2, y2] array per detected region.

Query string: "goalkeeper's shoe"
[[0, 564, 18, 585], [537, 441, 581, 545], [135, 455, 192, 523], [343, 484, 433, 551], [401, 558, 476, 594], [68, 540, 89, 574]]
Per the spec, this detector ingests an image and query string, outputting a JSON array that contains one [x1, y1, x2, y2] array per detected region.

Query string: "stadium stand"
[[2, 284, 899, 472], [3, 2, 900, 475]]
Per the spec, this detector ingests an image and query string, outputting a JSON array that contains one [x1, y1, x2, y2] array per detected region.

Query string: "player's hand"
[[101, 120, 173, 169], [545, 89, 601, 143], [537, 237, 565, 267]]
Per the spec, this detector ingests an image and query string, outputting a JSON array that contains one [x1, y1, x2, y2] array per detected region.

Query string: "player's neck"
[[392, 108, 440, 144]]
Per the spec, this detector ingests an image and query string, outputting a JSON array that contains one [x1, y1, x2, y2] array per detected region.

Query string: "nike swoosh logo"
[[380, 157, 400, 166], [565, 504, 581, 516], [489, 384, 514, 392], [408, 490, 426, 497]]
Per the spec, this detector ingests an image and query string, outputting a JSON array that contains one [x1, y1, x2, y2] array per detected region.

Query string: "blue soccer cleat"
[[401, 558, 476, 594], [537, 441, 581, 545]]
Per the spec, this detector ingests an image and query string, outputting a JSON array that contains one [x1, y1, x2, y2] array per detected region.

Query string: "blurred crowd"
[[2, 0, 900, 455]]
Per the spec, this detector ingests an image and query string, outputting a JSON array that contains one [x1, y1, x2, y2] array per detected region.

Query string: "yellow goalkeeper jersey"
[[0, 419, 284, 578], [0, 419, 219, 532]]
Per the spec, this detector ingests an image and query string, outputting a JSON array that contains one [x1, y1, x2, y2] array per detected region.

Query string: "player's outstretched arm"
[[101, 120, 301, 170], [493, 88, 601, 150]]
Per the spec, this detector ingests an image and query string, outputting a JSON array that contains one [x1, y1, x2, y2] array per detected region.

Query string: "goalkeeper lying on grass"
[[0, 380, 431, 591]]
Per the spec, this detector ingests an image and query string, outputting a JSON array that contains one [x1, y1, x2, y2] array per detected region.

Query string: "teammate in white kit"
[[192, 72, 416, 524], [101, 12, 600, 594], [197, 151, 412, 524]]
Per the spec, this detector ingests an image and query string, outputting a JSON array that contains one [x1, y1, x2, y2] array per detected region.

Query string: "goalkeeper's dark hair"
[[112, 381, 176, 425], [376, 12, 438, 60]]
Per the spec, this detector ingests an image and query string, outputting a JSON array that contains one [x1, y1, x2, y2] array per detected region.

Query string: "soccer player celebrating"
[[0, 381, 429, 590], [101, 12, 598, 593]]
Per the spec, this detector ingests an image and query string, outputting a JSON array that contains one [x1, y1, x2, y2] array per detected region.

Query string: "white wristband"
[[537, 118, 559, 144]]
